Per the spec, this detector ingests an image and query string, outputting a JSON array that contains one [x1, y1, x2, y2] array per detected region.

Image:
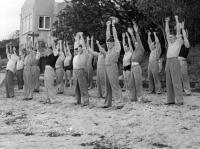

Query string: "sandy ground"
[[0, 86, 200, 149]]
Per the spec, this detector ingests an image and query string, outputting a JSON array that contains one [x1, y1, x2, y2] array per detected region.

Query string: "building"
[[19, 0, 66, 49]]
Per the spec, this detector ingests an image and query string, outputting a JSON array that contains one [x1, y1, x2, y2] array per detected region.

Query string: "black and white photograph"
[[0, 0, 200, 148]]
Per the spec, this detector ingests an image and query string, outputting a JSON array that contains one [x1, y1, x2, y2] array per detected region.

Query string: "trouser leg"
[[105, 69, 112, 107], [106, 65, 122, 101], [151, 62, 162, 93], [77, 69, 89, 105], [180, 60, 191, 95], [170, 59, 183, 104], [74, 70, 81, 104], [132, 65, 143, 100], [166, 60, 175, 103], [148, 64, 155, 92]]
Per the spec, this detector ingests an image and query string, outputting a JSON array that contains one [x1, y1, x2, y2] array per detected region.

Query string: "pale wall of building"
[[20, 0, 65, 48]]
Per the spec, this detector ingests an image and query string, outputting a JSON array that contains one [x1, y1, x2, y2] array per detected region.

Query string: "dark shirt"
[[179, 45, 190, 58], [45, 54, 58, 68]]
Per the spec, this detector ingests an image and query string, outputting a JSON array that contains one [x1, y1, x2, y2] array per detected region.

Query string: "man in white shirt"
[[5, 45, 18, 98], [165, 16, 184, 105], [73, 33, 89, 106], [16, 50, 25, 89]]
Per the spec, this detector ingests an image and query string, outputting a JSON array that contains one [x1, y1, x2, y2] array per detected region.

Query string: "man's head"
[[78, 45, 83, 54], [168, 34, 177, 44], [150, 42, 156, 50], [124, 44, 130, 52], [107, 37, 115, 50]]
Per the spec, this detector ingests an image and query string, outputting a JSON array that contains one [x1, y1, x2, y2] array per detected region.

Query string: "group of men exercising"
[[4, 15, 191, 108]]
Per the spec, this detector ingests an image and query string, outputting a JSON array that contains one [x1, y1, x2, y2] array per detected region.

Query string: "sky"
[[0, 0, 64, 41]]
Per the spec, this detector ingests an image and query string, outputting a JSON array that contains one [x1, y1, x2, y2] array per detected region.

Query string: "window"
[[22, 14, 32, 34], [39, 16, 51, 30]]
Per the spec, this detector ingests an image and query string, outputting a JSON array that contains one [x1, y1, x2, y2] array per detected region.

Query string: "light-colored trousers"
[[87, 65, 93, 88], [17, 69, 24, 89], [56, 68, 65, 93], [179, 59, 191, 95], [148, 61, 162, 93], [73, 69, 89, 105], [23, 66, 34, 98], [129, 64, 143, 101], [32, 66, 40, 91], [96, 65, 106, 97], [105, 64, 122, 107], [44, 67, 56, 101], [5, 70, 14, 98], [165, 57, 183, 104]]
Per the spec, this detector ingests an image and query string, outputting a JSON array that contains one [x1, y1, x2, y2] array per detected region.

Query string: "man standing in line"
[[5, 45, 18, 98], [103, 18, 122, 108], [73, 32, 89, 106], [178, 22, 191, 96], [147, 31, 162, 94], [128, 21, 146, 102], [165, 16, 184, 105]]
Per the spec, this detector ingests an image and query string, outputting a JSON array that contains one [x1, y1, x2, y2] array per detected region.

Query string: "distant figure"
[[16, 50, 25, 89], [178, 23, 191, 96], [55, 40, 65, 94], [165, 16, 184, 105], [147, 31, 162, 94], [73, 32, 89, 106], [43, 44, 59, 104], [122, 32, 133, 96], [103, 19, 122, 108], [128, 21, 146, 102], [5, 45, 18, 98], [64, 41, 73, 88]]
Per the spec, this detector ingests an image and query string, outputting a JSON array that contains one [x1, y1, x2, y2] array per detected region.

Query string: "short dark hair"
[[107, 36, 114, 43], [78, 45, 83, 48]]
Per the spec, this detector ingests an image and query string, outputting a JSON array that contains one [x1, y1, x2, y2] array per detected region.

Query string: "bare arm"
[[106, 21, 111, 41], [133, 21, 144, 51], [112, 20, 121, 52], [96, 40, 106, 55], [122, 33, 126, 50], [154, 32, 161, 57], [128, 27, 136, 43], [80, 32, 86, 51], [165, 17, 170, 38], [181, 22, 190, 48], [148, 31, 153, 51], [126, 32, 133, 53], [175, 16, 181, 37]]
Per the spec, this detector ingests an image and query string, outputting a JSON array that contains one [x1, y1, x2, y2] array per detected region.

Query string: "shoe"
[[81, 103, 89, 107], [164, 102, 175, 105], [148, 91, 155, 94], [176, 102, 183, 106], [23, 98, 32, 101], [186, 93, 191, 96], [101, 104, 111, 108], [34, 90, 39, 93]]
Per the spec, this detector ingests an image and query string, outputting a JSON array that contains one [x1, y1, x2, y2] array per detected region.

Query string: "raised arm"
[[126, 32, 133, 53], [6, 44, 11, 60], [91, 36, 94, 51], [148, 31, 153, 51], [122, 33, 126, 50], [181, 22, 190, 48], [96, 40, 106, 55], [128, 27, 136, 43], [154, 32, 161, 56], [133, 21, 144, 50], [165, 17, 170, 38], [112, 20, 121, 52], [79, 32, 86, 51], [175, 16, 181, 37], [86, 36, 90, 50], [106, 21, 111, 41]]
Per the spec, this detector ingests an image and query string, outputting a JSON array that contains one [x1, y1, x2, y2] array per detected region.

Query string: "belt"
[[132, 62, 139, 66], [46, 65, 53, 69], [56, 67, 63, 69], [178, 57, 186, 61]]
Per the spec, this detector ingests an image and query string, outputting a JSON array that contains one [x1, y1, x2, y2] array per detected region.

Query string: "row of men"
[[4, 15, 191, 107]]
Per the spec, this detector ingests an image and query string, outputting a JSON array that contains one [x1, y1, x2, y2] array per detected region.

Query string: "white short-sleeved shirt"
[[6, 54, 18, 72]]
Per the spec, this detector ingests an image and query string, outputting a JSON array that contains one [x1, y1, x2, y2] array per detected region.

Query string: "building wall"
[[20, 0, 57, 48]]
